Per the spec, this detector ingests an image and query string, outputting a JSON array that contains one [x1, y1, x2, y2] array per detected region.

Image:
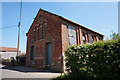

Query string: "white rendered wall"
[[0, 52, 17, 59]]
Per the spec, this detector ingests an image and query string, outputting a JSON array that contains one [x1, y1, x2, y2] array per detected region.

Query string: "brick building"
[[26, 9, 104, 72]]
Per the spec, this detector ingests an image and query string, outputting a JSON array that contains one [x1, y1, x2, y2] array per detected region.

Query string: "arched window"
[[42, 23, 46, 39], [41, 22, 47, 39], [38, 25, 41, 40], [34, 26, 37, 41], [82, 33, 86, 44], [38, 21, 47, 40]]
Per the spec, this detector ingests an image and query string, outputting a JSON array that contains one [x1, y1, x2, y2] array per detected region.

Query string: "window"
[[87, 33, 90, 43], [37, 23, 46, 40], [38, 26, 41, 40], [95, 35, 97, 41], [68, 25, 76, 45], [30, 46, 34, 60], [99, 37, 101, 41], [92, 36, 94, 43], [82, 33, 86, 44], [42, 24, 45, 39], [41, 23, 46, 39], [34, 26, 37, 41]]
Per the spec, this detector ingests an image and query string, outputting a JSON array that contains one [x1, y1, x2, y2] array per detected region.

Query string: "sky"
[[2, 2, 118, 52]]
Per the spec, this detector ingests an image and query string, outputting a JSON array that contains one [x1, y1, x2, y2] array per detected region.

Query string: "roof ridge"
[[27, 8, 104, 36], [40, 8, 62, 17], [39, 8, 104, 36]]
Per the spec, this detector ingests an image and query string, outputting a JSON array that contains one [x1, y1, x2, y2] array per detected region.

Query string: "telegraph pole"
[[17, 0, 22, 62], [17, 22, 20, 56]]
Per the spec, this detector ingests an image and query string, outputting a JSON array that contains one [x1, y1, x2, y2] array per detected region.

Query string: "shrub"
[[18, 55, 26, 65], [16, 56, 19, 60], [4, 59, 10, 62], [11, 58, 15, 63], [65, 38, 120, 80]]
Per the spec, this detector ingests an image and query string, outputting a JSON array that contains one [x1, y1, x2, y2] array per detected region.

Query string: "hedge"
[[65, 39, 120, 80]]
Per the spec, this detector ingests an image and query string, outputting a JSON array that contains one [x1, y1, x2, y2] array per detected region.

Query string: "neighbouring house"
[[0, 47, 25, 60], [26, 9, 104, 72], [0, 47, 18, 60]]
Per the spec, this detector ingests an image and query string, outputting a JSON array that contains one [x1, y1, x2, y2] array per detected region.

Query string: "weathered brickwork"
[[26, 9, 104, 72]]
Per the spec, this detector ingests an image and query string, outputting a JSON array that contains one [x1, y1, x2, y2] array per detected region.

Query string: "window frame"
[[68, 25, 76, 45], [82, 33, 86, 44]]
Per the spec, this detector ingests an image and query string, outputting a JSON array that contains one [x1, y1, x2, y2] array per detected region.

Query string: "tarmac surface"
[[0, 64, 61, 80]]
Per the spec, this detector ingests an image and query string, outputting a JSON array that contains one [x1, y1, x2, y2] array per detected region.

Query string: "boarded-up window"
[[82, 33, 86, 44], [68, 25, 76, 45]]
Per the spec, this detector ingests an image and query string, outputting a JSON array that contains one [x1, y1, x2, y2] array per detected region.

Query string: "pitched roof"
[[0, 47, 17, 52], [27, 8, 104, 36], [41, 9, 104, 36]]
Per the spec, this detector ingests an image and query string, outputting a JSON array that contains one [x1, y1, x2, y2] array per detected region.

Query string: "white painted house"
[[0, 47, 19, 60]]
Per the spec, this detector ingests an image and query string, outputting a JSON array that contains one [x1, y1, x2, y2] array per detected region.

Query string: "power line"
[[0, 25, 18, 29]]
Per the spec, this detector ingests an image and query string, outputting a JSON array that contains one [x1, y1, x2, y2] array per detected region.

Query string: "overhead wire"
[[0, 25, 18, 29]]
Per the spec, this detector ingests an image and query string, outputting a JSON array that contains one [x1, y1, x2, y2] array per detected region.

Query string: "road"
[[0, 64, 61, 80]]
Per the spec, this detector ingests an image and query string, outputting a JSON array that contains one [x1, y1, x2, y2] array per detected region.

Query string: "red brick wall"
[[61, 20, 104, 55], [61, 20, 103, 47], [61, 21, 103, 72], [26, 9, 63, 70], [26, 9, 104, 72]]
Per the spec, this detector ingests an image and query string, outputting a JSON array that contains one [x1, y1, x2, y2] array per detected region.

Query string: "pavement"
[[0, 64, 61, 80]]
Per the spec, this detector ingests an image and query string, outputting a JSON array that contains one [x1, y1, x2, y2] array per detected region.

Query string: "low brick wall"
[[2, 62, 24, 67]]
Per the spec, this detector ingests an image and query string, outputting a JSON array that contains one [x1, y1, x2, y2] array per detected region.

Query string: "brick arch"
[[36, 19, 47, 26], [40, 19, 47, 26]]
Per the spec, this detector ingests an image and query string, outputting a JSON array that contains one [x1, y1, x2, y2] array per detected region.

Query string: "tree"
[[110, 32, 120, 40]]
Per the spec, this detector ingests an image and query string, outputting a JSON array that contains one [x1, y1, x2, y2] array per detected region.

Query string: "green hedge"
[[65, 39, 120, 80]]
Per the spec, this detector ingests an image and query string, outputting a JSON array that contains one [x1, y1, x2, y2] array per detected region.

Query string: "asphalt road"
[[0, 64, 60, 80]]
